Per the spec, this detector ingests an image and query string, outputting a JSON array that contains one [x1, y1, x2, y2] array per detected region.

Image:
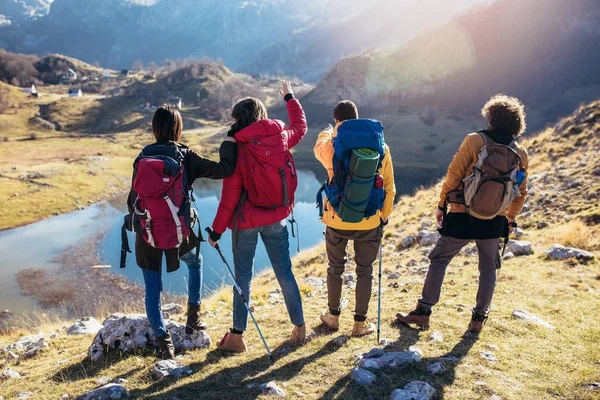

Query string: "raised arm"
[[280, 80, 307, 149]]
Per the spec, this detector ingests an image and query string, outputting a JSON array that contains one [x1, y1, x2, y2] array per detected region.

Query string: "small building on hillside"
[[167, 97, 182, 110], [67, 68, 77, 81], [68, 88, 83, 97]]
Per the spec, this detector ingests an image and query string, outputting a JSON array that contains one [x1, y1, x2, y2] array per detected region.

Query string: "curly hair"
[[481, 94, 526, 137]]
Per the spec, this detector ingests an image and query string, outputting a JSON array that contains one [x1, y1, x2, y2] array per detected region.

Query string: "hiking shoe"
[[185, 303, 207, 334], [468, 310, 488, 333], [320, 310, 340, 330], [156, 331, 175, 360], [289, 324, 307, 344], [352, 320, 375, 336], [217, 330, 247, 352], [396, 306, 431, 330]]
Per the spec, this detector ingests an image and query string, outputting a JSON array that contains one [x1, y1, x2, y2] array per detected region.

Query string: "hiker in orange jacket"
[[314, 100, 396, 336], [397, 94, 529, 333]]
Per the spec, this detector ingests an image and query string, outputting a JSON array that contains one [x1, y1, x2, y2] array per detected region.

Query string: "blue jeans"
[[232, 220, 304, 331], [142, 250, 203, 337]]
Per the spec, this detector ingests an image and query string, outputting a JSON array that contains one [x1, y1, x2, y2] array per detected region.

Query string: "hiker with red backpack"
[[314, 100, 396, 336], [126, 104, 237, 359], [207, 80, 307, 352], [397, 94, 529, 333]]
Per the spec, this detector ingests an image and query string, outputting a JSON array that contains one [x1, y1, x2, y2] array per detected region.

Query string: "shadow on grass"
[[320, 321, 480, 399], [50, 346, 153, 384], [136, 338, 345, 400]]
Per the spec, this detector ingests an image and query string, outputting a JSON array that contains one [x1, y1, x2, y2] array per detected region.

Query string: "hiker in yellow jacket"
[[314, 100, 396, 336]]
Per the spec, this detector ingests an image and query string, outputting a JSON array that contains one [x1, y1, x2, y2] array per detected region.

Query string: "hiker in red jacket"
[[208, 81, 307, 352]]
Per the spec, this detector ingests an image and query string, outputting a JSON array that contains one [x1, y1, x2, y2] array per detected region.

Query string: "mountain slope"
[[0, 99, 598, 400]]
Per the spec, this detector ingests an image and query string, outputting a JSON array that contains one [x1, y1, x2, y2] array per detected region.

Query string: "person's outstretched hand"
[[279, 80, 293, 99]]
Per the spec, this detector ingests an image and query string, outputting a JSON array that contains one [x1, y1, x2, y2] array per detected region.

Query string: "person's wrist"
[[284, 93, 295, 102], [209, 231, 222, 242]]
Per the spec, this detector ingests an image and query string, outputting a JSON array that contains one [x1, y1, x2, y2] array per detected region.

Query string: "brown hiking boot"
[[352, 320, 375, 336], [396, 306, 431, 330], [185, 303, 207, 334], [289, 324, 306, 344], [156, 331, 175, 360], [320, 310, 340, 330], [217, 330, 247, 352], [468, 310, 488, 333]]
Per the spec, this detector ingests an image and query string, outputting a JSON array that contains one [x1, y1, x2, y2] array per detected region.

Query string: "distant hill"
[[294, 0, 600, 193], [0, 0, 487, 81]]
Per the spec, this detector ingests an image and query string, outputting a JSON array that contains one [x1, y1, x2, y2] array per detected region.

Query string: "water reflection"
[[0, 170, 325, 313]]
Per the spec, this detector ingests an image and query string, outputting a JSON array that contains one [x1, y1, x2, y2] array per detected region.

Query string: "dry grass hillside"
[[0, 101, 599, 399]]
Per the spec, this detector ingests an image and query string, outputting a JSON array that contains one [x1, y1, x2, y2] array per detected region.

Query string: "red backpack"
[[131, 144, 194, 249], [241, 134, 297, 208]]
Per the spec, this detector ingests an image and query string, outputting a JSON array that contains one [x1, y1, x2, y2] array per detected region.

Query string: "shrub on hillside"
[[0, 49, 39, 86]]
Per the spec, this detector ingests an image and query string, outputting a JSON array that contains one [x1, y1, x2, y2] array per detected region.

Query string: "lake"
[[0, 170, 325, 313]]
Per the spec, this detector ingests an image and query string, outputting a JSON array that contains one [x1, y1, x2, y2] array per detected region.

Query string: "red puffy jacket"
[[211, 98, 307, 234]]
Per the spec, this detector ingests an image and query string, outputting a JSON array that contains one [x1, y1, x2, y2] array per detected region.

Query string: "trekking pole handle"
[[205, 227, 221, 251]]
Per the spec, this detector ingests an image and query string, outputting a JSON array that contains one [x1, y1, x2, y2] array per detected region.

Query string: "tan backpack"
[[448, 132, 522, 220]]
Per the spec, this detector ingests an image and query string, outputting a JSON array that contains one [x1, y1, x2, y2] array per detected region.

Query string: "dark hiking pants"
[[419, 236, 501, 316], [325, 226, 383, 320]]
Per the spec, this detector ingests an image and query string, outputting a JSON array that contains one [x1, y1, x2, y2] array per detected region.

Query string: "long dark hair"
[[228, 97, 268, 137], [152, 104, 182, 142]]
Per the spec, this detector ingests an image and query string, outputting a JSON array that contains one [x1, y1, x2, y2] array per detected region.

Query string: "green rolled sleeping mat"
[[338, 148, 380, 223]]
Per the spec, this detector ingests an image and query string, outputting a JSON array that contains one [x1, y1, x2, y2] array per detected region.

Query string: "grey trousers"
[[325, 226, 383, 319], [419, 236, 501, 315]]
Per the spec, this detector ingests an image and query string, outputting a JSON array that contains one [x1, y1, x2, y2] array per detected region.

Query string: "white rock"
[[351, 367, 376, 386], [358, 351, 420, 370], [512, 227, 526, 239], [426, 362, 444, 375], [387, 272, 400, 280], [480, 351, 498, 363], [418, 231, 440, 247], [88, 314, 211, 362], [67, 317, 104, 335], [260, 381, 286, 396], [332, 335, 350, 346], [408, 345, 423, 357], [16, 393, 33, 400], [428, 332, 443, 343], [96, 376, 111, 385], [2, 334, 49, 358], [379, 338, 393, 347], [506, 240, 533, 256], [390, 381, 436, 400], [152, 360, 192, 381], [474, 380, 487, 386], [304, 276, 325, 289], [512, 309, 555, 329], [399, 235, 417, 249], [363, 348, 386, 358], [545, 244, 594, 261], [502, 251, 515, 260], [1, 367, 21, 379], [342, 274, 354, 284], [75, 383, 129, 400]]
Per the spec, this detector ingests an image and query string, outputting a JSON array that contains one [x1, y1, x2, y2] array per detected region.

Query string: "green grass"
[[1, 100, 599, 399]]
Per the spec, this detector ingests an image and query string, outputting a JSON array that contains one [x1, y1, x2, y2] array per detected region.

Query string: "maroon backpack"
[[131, 144, 194, 249], [241, 134, 297, 209]]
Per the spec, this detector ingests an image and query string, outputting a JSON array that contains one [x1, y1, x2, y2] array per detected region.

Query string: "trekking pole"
[[205, 227, 274, 363], [377, 242, 383, 343]]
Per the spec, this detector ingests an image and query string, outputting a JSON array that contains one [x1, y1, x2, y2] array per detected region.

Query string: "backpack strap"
[[120, 215, 132, 268], [316, 183, 326, 219], [478, 131, 489, 145]]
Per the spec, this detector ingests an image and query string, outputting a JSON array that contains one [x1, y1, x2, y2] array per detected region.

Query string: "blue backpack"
[[316, 118, 386, 223]]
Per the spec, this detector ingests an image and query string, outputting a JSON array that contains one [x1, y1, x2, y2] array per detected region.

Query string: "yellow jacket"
[[438, 132, 529, 219], [314, 123, 396, 230]]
